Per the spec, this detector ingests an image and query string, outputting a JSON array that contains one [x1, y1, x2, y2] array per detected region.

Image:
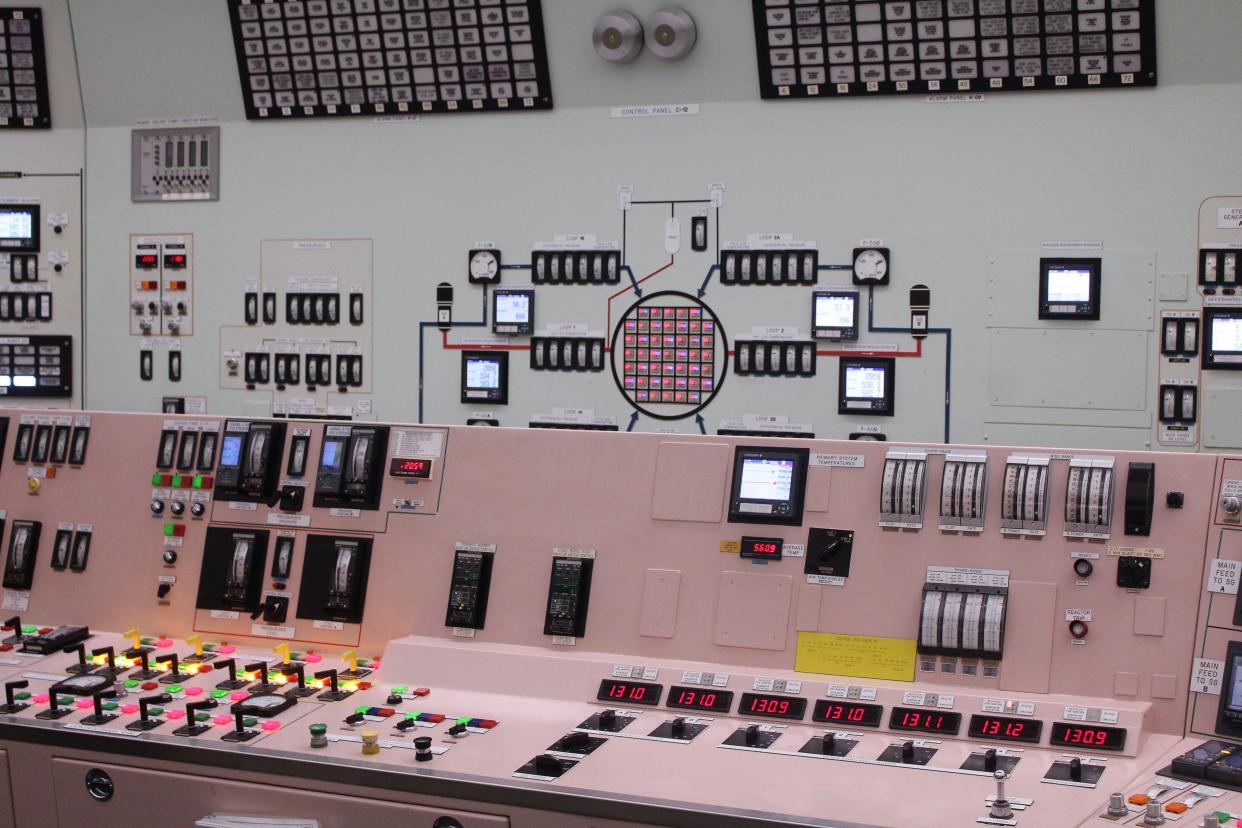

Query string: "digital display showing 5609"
[[596, 679, 663, 706]]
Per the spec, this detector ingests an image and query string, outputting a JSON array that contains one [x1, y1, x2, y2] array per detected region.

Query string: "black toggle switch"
[[560, 731, 589, 750], [222, 709, 258, 742], [533, 754, 563, 774], [744, 724, 760, 746], [245, 661, 272, 689], [174, 700, 217, 737], [157, 582, 172, 600], [128, 693, 173, 732], [984, 748, 998, 772], [157, 653, 186, 683], [128, 647, 159, 680], [396, 718, 418, 732], [344, 713, 365, 725], [314, 669, 349, 702], [386, 693, 403, 706], [3, 616, 24, 644], [598, 709, 616, 729], [821, 733, 836, 755], [1069, 756, 1083, 782], [901, 740, 916, 763], [414, 735, 433, 762], [215, 658, 247, 690], [447, 723, 467, 737], [91, 646, 118, 676], [36, 688, 70, 720], [63, 643, 94, 675], [671, 717, 687, 738], [283, 664, 314, 698], [1, 679, 29, 714], [82, 689, 119, 726]]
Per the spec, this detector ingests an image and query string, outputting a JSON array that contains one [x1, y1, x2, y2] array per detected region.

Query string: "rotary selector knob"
[[162, 549, 177, 565], [190, 502, 205, 517], [150, 500, 164, 515], [170, 501, 185, 516], [1223, 496, 1242, 515]]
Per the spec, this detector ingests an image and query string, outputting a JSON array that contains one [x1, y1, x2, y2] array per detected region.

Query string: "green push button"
[[163, 524, 175, 537], [171, 474, 183, 488], [243, 717, 257, 728], [14, 692, 30, 701], [151, 472, 163, 486], [211, 689, 228, 699], [20, 625, 35, 634], [194, 712, 211, 723], [391, 685, 409, 696], [124, 679, 140, 689], [355, 705, 370, 714], [102, 702, 118, 711], [202, 644, 217, 652], [148, 707, 164, 717], [456, 716, 470, 726], [56, 696, 71, 707], [192, 475, 204, 489], [167, 684, 183, 694], [309, 723, 327, 735]]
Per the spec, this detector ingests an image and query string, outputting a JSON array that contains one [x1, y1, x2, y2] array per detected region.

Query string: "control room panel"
[[0, 407, 1235, 826]]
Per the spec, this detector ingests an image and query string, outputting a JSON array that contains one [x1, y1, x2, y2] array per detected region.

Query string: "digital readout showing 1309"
[[738, 693, 807, 721], [1049, 722, 1127, 751], [596, 679, 663, 706]]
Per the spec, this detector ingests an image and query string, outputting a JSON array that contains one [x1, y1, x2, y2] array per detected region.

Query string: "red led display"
[[389, 457, 433, 479], [967, 715, 1043, 744], [811, 700, 884, 728], [1049, 722, 1126, 752], [740, 536, 783, 560], [888, 707, 962, 736], [738, 692, 807, 721], [135, 254, 158, 269], [596, 679, 662, 706], [667, 686, 734, 714]]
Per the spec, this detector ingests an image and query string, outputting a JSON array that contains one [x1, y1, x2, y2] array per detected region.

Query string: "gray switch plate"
[[131, 126, 220, 202]]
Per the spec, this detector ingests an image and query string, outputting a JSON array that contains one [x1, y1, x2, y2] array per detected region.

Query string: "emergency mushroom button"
[[309, 723, 328, 748], [1070, 619, 1089, 639]]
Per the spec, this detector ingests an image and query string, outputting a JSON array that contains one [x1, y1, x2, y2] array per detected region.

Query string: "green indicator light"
[[149, 707, 164, 717], [124, 680, 140, 689]]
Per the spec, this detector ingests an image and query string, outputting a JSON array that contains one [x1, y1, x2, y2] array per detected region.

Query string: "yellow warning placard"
[[720, 540, 741, 554], [794, 632, 917, 682]]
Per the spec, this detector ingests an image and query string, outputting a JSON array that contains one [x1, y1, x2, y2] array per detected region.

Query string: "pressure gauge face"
[[468, 249, 501, 285], [852, 248, 890, 286]]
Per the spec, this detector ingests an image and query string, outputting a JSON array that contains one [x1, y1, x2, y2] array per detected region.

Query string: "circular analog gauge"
[[468, 250, 500, 284], [234, 692, 294, 717], [853, 248, 889, 283]]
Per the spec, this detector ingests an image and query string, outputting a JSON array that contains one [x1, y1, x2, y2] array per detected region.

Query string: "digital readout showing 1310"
[[596, 679, 662, 706]]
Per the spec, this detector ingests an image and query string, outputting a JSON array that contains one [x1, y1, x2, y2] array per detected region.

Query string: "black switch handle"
[[233, 710, 247, 733], [282, 663, 305, 688], [63, 643, 87, 666], [216, 658, 237, 682], [5, 680, 28, 706], [185, 700, 214, 721], [244, 661, 267, 683], [4, 616, 21, 637], [984, 748, 998, 772], [91, 646, 115, 670], [1069, 756, 1083, 782], [157, 653, 179, 675], [92, 689, 117, 717], [138, 693, 171, 722], [126, 647, 149, 673], [313, 669, 338, 693]]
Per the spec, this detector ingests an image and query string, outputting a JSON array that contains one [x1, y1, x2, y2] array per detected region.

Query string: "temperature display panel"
[[889, 707, 962, 736], [740, 536, 783, 561], [967, 715, 1043, 744], [738, 693, 807, 721], [597, 679, 662, 706], [1049, 722, 1127, 752], [727, 445, 810, 526], [666, 686, 734, 714], [812, 700, 884, 728]]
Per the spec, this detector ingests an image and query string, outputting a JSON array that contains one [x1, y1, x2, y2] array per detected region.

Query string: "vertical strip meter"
[[1063, 456, 1115, 538], [939, 455, 987, 532], [1000, 456, 1051, 535], [879, 450, 927, 529], [919, 584, 1007, 660]]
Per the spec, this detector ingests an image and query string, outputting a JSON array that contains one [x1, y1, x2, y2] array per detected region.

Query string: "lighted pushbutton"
[[1129, 794, 1152, 806], [360, 729, 380, 755], [163, 523, 186, 538], [26, 477, 39, 494], [1073, 558, 1094, 578], [1069, 620, 1089, 639], [1163, 803, 1188, 815]]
